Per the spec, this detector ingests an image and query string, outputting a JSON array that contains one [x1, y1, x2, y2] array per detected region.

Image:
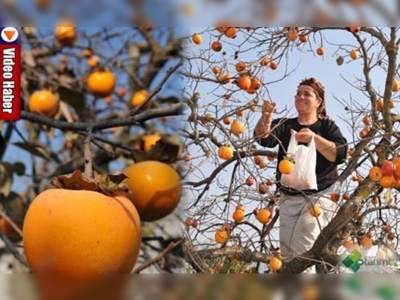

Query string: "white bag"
[[280, 130, 318, 190]]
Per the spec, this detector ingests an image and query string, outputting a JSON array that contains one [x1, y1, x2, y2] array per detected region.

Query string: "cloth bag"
[[280, 130, 318, 190]]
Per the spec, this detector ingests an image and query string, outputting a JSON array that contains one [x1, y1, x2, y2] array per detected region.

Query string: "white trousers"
[[279, 185, 339, 273]]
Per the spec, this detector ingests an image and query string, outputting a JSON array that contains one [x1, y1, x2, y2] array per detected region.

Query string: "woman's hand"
[[262, 100, 276, 120], [293, 128, 315, 143]]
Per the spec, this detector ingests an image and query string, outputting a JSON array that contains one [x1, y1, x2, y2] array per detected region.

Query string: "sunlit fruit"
[[87, 56, 99, 68], [215, 229, 229, 244], [269, 257, 282, 271], [350, 49, 359, 60], [309, 205, 322, 217], [376, 99, 384, 110], [260, 57, 270, 66], [316, 46, 325, 56], [258, 160, 267, 169], [392, 79, 400, 92], [218, 74, 231, 84], [23, 189, 141, 274], [287, 29, 298, 41], [380, 161, 395, 176], [348, 149, 355, 157], [387, 232, 395, 241], [359, 128, 370, 138], [230, 120, 245, 135], [362, 116, 371, 125], [254, 156, 262, 165], [232, 208, 245, 223], [250, 78, 261, 90], [192, 34, 202, 45], [237, 75, 252, 90], [142, 134, 161, 152], [380, 175, 394, 188], [117, 87, 126, 97], [211, 41, 222, 52], [28, 90, 59, 118], [218, 146, 234, 160], [223, 116, 232, 125], [269, 61, 278, 70], [360, 236, 373, 249], [235, 107, 245, 116], [330, 192, 340, 203], [246, 177, 254, 186], [278, 159, 294, 174], [200, 112, 212, 125], [55, 21, 76, 46], [212, 66, 220, 75], [131, 90, 149, 107], [235, 61, 247, 72], [87, 70, 116, 98], [225, 27, 237, 38], [123, 161, 181, 221], [369, 166, 383, 181], [82, 48, 93, 58], [342, 193, 350, 200], [257, 209, 271, 224], [350, 26, 361, 33], [299, 34, 308, 43]]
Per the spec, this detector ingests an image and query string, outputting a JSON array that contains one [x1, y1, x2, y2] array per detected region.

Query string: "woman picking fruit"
[[254, 77, 348, 273]]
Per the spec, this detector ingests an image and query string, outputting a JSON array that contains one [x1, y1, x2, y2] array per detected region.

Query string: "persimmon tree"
[[0, 26, 186, 274], [182, 27, 400, 273]]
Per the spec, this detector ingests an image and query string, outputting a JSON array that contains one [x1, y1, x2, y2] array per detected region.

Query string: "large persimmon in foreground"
[[123, 161, 181, 222], [23, 189, 141, 274]]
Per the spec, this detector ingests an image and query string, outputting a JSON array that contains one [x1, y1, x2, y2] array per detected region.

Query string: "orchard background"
[[0, 26, 187, 275], [182, 27, 400, 273]]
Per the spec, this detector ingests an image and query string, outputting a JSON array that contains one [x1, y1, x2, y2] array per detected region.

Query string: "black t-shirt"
[[255, 117, 348, 195]]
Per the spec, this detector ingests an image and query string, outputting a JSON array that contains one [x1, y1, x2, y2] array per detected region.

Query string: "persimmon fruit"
[[269, 257, 282, 271], [23, 189, 141, 274], [309, 205, 322, 217], [123, 161, 181, 222], [215, 229, 228, 244], [192, 34, 202, 45], [278, 159, 294, 174], [131, 90, 149, 107], [142, 134, 161, 153], [28, 90, 59, 118], [257, 209, 271, 224], [218, 146, 234, 160], [369, 166, 383, 181], [87, 70, 116, 98], [55, 22, 76, 46], [230, 120, 245, 135]]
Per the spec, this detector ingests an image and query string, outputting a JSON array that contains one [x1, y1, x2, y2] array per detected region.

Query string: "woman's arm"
[[254, 100, 276, 138], [254, 116, 272, 138]]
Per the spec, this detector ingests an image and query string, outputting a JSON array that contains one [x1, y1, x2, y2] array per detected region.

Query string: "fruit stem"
[[83, 128, 94, 180]]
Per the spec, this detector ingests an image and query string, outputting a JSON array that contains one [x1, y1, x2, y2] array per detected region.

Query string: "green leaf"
[[57, 86, 85, 111], [336, 56, 344, 66], [13, 142, 49, 159], [12, 162, 25, 176]]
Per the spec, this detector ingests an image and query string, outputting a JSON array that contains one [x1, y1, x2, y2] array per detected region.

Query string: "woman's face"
[[294, 85, 322, 116]]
